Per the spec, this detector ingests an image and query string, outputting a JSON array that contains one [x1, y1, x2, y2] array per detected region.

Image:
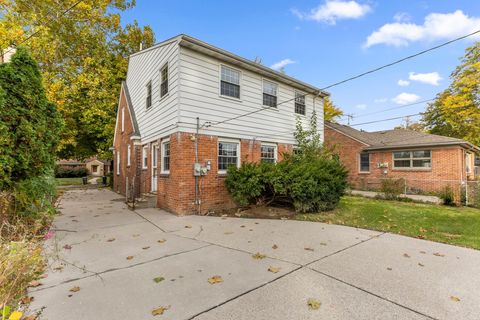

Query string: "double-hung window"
[[263, 80, 277, 108], [160, 64, 169, 98], [218, 140, 240, 172], [359, 152, 370, 172], [161, 140, 170, 173], [295, 92, 305, 115], [127, 145, 131, 167], [121, 107, 125, 132], [220, 66, 240, 99], [261, 144, 277, 163], [146, 81, 152, 108], [393, 150, 431, 169], [116, 152, 120, 175], [142, 146, 148, 169]]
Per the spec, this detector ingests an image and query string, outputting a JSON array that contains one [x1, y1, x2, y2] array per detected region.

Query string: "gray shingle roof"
[[325, 121, 479, 151]]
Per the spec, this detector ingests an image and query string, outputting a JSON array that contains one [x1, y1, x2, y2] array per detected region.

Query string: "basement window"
[[218, 140, 240, 173], [220, 65, 240, 99], [393, 150, 431, 169], [263, 80, 277, 108]]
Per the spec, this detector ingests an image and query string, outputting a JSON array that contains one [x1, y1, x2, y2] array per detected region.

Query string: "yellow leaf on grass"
[[208, 275, 223, 284], [8, 311, 23, 320], [152, 305, 170, 316], [307, 298, 321, 310], [252, 252, 266, 260], [268, 266, 281, 273]]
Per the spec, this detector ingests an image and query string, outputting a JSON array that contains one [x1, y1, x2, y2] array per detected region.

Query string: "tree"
[[422, 42, 480, 146], [0, 47, 63, 189], [0, 1, 155, 159], [324, 96, 343, 122]]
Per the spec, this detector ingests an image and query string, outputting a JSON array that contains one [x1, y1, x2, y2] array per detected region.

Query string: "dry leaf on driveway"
[[21, 296, 34, 304], [29, 280, 42, 287], [224, 231, 233, 235], [272, 244, 278, 249], [152, 305, 170, 316], [208, 275, 223, 284], [433, 252, 445, 257], [185, 225, 192, 229], [268, 266, 281, 273], [403, 253, 410, 258], [69, 286, 80, 293], [63, 244, 72, 250], [252, 252, 266, 259], [307, 298, 321, 310], [418, 263, 424, 267], [106, 238, 115, 242], [304, 247, 314, 252], [126, 256, 134, 260], [450, 296, 460, 302], [157, 239, 166, 243], [153, 277, 165, 283], [142, 246, 150, 250]]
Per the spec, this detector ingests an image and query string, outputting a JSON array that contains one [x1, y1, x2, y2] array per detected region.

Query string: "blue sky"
[[121, 0, 480, 132]]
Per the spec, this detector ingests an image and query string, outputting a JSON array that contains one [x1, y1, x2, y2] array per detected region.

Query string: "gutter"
[[364, 141, 480, 152]]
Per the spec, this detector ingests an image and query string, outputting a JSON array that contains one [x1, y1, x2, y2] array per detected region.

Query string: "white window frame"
[[161, 139, 170, 174], [392, 150, 432, 170], [219, 64, 242, 100], [466, 152, 472, 174], [218, 138, 241, 174], [260, 143, 277, 163], [294, 91, 306, 116], [262, 79, 278, 108], [146, 81, 152, 109], [127, 145, 131, 167], [358, 152, 370, 173], [160, 63, 169, 99], [121, 107, 125, 132], [142, 145, 148, 169], [116, 151, 120, 175]]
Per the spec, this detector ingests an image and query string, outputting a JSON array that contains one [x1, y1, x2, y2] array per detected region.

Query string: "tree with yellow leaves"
[[324, 96, 343, 122]]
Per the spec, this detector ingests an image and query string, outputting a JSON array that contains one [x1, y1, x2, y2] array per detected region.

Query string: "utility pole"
[[345, 114, 354, 125]]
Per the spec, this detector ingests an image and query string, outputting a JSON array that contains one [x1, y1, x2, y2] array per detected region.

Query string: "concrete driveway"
[[28, 189, 480, 320]]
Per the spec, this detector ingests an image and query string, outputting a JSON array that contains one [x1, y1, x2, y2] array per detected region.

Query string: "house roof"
[[130, 34, 329, 97], [325, 121, 480, 152], [122, 81, 140, 137]]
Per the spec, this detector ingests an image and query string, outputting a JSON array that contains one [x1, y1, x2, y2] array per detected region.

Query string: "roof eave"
[[364, 141, 480, 152]]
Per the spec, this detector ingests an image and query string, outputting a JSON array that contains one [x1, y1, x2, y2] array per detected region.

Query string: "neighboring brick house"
[[113, 34, 328, 215], [324, 121, 479, 196]]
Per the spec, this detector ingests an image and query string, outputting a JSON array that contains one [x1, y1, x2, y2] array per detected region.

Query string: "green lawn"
[[296, 196, 480, 250], [55, 177, 84, 186]]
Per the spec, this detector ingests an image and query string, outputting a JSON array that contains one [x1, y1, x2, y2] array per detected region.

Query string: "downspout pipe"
[[195, 117, 200, 214]]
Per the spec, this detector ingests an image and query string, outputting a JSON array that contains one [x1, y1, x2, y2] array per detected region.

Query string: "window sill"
[[219, 94, 242, 103], [142, 167, 148, 170], [392, 168, 432, 172], [159, 93, 169, 102], [358, 171, 370, 174], [159, 173, 170, 177]]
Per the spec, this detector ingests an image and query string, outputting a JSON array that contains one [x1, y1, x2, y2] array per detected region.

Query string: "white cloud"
[[392, 93, 421, 105], [374, 98, 387, 103], [393, 12, 411, 23], [270, 59, 296, 70], [364, 10, 480, 48], [397, 79, 410, 86], [355, 104, 367, 110], [408, 71, 442, 85], [292, 0, 371, 25]]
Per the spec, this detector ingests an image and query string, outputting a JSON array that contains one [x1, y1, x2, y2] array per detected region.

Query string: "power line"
[[349, 113, 423, 127], [348, 98, 435, 120], [206, 28, 480, 130], [2, 0, 84, 56]]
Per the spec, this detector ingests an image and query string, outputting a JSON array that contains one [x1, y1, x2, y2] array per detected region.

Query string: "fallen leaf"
[[8, 311, 23, 320], [53, 266, 64, 271], [126, 256, 134, 260], [185, 225, 192, 229], [272, 244, 278, 249], [153, 277, 165, 283], [252, 252, 266, 260], [319, 242, 327, 246], [157, 239, 166, 243], [142, 246, 150, 250], [418, 263, 424, 267], [208, 275, 223, 284], [268, 266, 281, 273], [107, 238, 116, 242], [307, 298, 321, 310], [70, 286, 80, 293], [152, 306, 170, 316], [132, 234, 140, 237], [224, 231, 233, 235], [386, 267, 392, 271], [433, 252, 445, 257], [29, 280, 42, 287], [63, 244, 72, 250], [72, 219, 79, 222], [240, 225, 245, 228], [450, 296, 460, 302], [403, 253, 410, 258], [420, 251, 426, 254], [304, 247, 314, 252], [21, 296, 34, 304], [23, 316, 37, 320], [419, 227, 427, 233]]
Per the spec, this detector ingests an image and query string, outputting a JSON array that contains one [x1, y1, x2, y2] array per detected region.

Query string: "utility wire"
[[206, 28, 480, 129], [2, 0, 84, 55], [348, 98, 435, 119], [349, 113, 423, 127]]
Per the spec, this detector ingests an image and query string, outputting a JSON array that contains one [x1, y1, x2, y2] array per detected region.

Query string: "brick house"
[[324, 121, 479, 196], [113, 35, 328, 215]]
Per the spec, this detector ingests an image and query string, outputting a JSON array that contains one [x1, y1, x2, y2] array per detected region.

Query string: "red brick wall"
[[324, 125, 466, 195]]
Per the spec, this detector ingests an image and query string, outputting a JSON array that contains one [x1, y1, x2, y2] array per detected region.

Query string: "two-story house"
[[113, 35, 328, 215]]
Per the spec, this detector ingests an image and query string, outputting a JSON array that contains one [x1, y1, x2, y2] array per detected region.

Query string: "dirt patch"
[[212, 205, 297, 219]]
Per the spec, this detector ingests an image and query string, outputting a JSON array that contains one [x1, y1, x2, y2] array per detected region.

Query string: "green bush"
[[225, 162, 266, 206], [380, 178, 405, 200], [13, 173, 57, 217], [55, 165, 88, 178], [439, 185, 455, 206]]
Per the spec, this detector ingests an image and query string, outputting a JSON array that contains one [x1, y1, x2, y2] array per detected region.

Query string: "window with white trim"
[[261, 144, 277, 163], [295, 92, 305, 115], [263, 80, 277, 108], [142, 146, 148, 169], [160, 63, 168, 98], [116, 152, 120, 175], [218, 140, 240, 172], [161, 140, 170, 173], [121, 107, 125, 132], [359, 152, 370, 172], [220, 66, 240, 98], [127, 145, 131, 167], [393, 150, 431, 169], [146, 81, 152, 108]]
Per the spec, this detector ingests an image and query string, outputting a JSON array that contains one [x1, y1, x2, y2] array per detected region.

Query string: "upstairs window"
[[146, 81, 152, 108], [295, 92, 305, 115], [359, 152, 370, 172], [160, 64, 169, 98], [220, 66, 240, 98], [263, 80, 277, 108], [218, 140, 240, 172], [393, 150, 431, 169], [261, 144, 277, 163]]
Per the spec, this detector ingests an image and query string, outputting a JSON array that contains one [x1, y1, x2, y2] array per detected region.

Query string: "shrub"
[[380, 178, 404, 200], [55, 166, 88, 178], [439, 185, 455, 206], [225, 162, 266, 206]]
